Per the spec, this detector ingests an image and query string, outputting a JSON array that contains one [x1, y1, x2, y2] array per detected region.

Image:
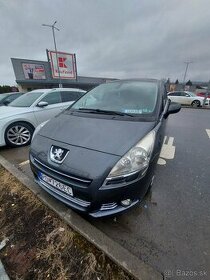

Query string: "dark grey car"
[[30, 79, 180, 217]]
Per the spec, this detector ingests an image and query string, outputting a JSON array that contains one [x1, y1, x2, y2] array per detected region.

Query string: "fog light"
[[121, 199, 132, 207]]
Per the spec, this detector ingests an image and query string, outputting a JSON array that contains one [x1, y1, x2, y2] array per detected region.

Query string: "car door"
[[179, 92, 191, 105], [33, 91, 64, 125], [168, 92, 180, 103]]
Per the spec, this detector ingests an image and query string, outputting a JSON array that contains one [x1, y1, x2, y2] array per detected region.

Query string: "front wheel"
[[5, 122, 34, 147], [191, 100, 200, 107]]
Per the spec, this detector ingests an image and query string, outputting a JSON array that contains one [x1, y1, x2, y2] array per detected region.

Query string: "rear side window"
[[168, 92, 180, 96], [61, 91, 84, 102], [41, 91, 62, 105]]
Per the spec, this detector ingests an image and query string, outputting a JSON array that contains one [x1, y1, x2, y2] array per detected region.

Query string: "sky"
[[0, 0, 210, 85]]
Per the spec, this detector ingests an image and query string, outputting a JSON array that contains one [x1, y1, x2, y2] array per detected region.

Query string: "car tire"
[[191, 100, 201, 107], [145, 175, 155, 196], [5, 122, 34, 147]]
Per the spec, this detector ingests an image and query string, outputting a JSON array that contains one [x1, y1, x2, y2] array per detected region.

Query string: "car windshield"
[[71, 81, 158, 115], [0, 94, 8, 101], [9, 91, 44, 107]]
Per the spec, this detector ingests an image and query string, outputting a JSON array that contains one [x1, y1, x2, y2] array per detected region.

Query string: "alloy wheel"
[[7, 125, 31, 146]]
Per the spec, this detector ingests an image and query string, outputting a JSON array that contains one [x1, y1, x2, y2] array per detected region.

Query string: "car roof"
[[28, 88, 86, 93], [168, 91, 192, 93]]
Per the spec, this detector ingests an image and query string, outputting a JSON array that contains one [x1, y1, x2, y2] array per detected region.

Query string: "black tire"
[[5, 122, 34, 147], [191, 100, 200, 107], [145, 175, 155, 196]]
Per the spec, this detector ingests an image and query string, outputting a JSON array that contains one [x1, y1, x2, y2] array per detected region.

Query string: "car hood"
[[39, 113, 156, 156], [0, 105, 32, 119]]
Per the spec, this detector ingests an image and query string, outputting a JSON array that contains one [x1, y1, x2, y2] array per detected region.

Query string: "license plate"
[[39, 172, 73, 196]]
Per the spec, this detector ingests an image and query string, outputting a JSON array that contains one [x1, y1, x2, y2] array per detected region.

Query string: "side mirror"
[[37, 101, 48, 108], [165, 102, 181, 117], [168, 102, 181, 114]]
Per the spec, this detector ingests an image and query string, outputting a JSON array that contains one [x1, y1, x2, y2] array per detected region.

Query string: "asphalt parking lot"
[[0, 107, 209, 279]]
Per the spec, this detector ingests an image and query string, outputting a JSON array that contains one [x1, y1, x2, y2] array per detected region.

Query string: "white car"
[[167, 91, 210, 107], [0, 88, 86, 147]]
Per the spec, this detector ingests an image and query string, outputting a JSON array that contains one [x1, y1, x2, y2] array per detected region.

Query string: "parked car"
[[0, 92, 23, 106], [30, 79, 181, 217], [0, 88, 86, 147], [167, 91, 210, 107], [196, 92, 210, 98]]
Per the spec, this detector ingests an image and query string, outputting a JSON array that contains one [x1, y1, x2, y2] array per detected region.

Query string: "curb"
[[182, 106, 210, 110], [0, 155, 163, 280], [0, 260, 10, 280]]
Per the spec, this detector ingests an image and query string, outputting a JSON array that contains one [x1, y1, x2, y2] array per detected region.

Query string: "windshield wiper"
[[77, 108, 133, 117]]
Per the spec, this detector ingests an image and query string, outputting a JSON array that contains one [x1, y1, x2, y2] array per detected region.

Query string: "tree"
[[0, 85, 12, 93], [166, 78, 170, 84], [175, 79, 179, 84], [186, 80, 192, 86]]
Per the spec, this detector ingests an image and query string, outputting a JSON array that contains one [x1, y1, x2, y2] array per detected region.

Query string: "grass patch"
[[0, 167, 133, 280]]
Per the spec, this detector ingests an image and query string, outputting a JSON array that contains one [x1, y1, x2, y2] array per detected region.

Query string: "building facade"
[[11, 58, 116, 92]]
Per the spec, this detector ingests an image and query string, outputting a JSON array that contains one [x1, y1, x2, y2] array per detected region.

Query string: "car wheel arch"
[[5, 120, 35, 132], [191, 100, 201, 107]]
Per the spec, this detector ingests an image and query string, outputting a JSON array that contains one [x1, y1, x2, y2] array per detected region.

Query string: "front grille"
[[31, 155, 93, 208], [39, 179, 91, 208], [32, 157, 92, 188]]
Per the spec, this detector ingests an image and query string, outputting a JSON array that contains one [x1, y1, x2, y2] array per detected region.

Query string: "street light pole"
[[42, 21, 62, 88], [183, 61, 193, 84]]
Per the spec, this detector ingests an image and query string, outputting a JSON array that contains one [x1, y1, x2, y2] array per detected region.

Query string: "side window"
[[41, 91, 62, 105], [168, 92, 178, 96], [61, 91, 83, 102]]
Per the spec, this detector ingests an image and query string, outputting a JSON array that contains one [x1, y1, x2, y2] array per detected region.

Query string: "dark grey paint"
[[39, 113, 156, 156]]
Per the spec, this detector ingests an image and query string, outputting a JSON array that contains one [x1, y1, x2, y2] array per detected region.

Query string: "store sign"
[[48, 50, 77, 79], [22, 63, 46, 80]]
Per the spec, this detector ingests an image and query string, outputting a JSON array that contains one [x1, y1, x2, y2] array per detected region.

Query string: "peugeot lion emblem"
[[50, 146, 69, 164]]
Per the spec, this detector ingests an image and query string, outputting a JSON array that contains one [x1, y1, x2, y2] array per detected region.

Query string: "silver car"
[[167, 91, 210, 107], [0, 88, 86, 147]]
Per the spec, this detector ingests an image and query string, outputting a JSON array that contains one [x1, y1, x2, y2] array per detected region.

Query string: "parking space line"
[[19, 160, 29, 167], [158, 136, 176, 165], [206, 129, 210, 138], [167, 136, 174, 146], [160, 136, 175, 160]]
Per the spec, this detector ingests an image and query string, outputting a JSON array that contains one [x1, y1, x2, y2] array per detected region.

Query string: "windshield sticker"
[[124, 109, 143, 114], [142, 109, 152, 113]]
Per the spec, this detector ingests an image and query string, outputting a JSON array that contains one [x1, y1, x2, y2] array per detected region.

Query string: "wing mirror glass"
[[165, 102, 181, 117], [37, 101, 48, 108]]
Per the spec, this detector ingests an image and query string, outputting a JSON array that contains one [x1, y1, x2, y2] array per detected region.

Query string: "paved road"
[[1, 108, 209, 279]]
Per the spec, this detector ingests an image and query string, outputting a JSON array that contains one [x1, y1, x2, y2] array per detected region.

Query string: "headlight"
[[32, 120, 49, 141], [107, 130, 156, 179]]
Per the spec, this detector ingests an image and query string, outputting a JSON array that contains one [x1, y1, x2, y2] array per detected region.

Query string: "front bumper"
[[0, 123, 6, 147], [30, 153, 155, 217]]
